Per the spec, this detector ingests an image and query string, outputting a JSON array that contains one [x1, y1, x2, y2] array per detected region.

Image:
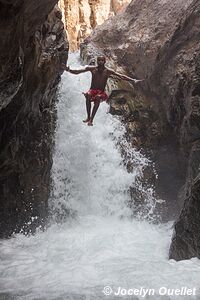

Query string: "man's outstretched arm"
[[107, 68, 144, 83], [62, 65, 94, 75]]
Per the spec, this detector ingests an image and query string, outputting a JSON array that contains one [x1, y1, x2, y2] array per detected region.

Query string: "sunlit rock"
[[58, 0, 130, 51]]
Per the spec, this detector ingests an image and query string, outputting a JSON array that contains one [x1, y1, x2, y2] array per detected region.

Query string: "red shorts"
[[85, 89, 108, 102]]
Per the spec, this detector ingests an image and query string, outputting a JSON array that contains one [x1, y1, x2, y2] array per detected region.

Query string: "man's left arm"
[[107, 68, 144, 83]]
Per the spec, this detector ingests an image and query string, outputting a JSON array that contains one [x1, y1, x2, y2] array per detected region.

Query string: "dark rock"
[[169, 141, 200, 260], [0, 1, 68, 237]]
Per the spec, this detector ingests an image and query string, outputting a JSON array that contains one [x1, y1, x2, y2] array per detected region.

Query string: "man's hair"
[[97, 56, 106, 61]]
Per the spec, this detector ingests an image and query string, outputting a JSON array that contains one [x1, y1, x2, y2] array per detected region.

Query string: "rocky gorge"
[[80, 0, 200, 260], [0, 0, 68, 237]]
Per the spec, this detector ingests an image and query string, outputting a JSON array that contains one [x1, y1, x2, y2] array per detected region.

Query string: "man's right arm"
[[107, 68, 144, 84], [63, 65, 94, 75]]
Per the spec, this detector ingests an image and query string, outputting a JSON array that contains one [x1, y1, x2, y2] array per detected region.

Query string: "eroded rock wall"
[[58, 0, 130, 51], [0, 1, 68, 237], [80, 0, 200, 259]]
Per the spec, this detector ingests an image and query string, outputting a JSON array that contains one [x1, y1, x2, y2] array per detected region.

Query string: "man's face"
[[97, 57, 106, 67]]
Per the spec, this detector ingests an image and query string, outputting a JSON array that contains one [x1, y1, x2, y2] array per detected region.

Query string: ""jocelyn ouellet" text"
[[102, 286, 197, 297]]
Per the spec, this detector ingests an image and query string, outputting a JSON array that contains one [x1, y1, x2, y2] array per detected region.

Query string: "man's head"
[[97, 56, 106, 67]]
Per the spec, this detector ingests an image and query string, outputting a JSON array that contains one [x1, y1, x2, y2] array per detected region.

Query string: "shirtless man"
[[63, 56, 143, 126]]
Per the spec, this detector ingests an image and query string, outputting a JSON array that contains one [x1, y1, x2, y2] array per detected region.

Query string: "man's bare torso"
[[89, 67, 110, 91]]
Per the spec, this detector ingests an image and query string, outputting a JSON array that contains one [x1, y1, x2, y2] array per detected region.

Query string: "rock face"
[[58, 0, 130, 51], [0, 1, 68, 237], [80, 0, 200, 259]]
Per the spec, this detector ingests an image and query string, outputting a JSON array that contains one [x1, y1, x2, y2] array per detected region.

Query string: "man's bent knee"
[[86, 94, 92, 101], [94, 99, 100, 106]]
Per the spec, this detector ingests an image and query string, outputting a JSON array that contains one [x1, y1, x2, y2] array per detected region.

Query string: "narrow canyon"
[[0, 1, 200, 299]]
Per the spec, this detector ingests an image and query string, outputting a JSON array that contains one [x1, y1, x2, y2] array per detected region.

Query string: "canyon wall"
[[80, 0, 200, 260], [58, 0, 130, 51], [0, 0, 68, 237]]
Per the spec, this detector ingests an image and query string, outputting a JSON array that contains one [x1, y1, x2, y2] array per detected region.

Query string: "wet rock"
[[0, 1, 68, 237], [169, 141, 200, 260], [107, 89, 176, 221]]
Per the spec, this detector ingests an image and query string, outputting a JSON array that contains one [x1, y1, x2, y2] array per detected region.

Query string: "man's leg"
[[88, 99, 100, 126], [83, 93, 91, 122]]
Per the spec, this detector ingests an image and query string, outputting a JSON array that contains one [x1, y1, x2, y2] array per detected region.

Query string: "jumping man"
[[63, 56, 143, 126]]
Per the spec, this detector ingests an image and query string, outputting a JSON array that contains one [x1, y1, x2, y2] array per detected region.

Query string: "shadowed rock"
[[0, 1, 68, 237]]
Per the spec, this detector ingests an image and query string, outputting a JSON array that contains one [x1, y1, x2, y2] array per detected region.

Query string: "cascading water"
[[49, 54, 156, 223], [0, 53, 200, 300]]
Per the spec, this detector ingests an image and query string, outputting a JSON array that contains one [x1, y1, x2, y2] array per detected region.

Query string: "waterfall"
[[49, 52, 155, 222], [0, 53, 199, 300]]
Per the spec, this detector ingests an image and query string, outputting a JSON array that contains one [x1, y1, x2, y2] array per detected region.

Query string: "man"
[[63, 56, 143, 126]]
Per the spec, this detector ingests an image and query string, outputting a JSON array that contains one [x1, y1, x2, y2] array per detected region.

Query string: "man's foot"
[[83, 118, 90, 123], [87, 120, 93, 126]]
